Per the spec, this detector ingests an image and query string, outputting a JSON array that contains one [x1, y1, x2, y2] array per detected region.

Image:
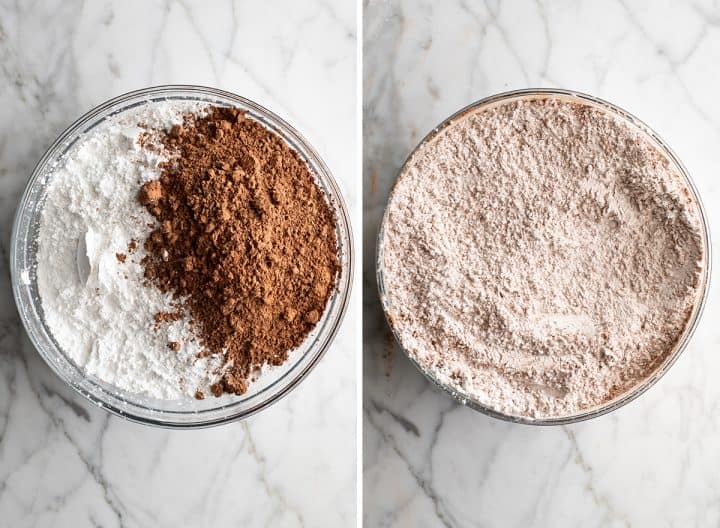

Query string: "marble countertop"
[[0, 1, 358, 527], [364, 0, 720, 526]]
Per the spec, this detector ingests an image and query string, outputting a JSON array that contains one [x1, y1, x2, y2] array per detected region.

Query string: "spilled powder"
[[381, 97, 706, 419]]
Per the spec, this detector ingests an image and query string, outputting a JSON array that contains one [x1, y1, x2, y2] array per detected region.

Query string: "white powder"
[[37, 102, 225, 399], [381, 97, 706, 419]]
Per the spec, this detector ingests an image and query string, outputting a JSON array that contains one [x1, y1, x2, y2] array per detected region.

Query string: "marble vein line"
[[369, 399, 420, 437], [40, 383, 91, 422], [176, 0, 222, 82], [365, 403, 461, 528], [148, 1, 171, 82], [27, 369, 129, 528], [616, 0, 720, 135], [483, 1, 532, 85], [562, 427, 631, 527], [534, 0, 552, 77], [239, 421, 307, 528]]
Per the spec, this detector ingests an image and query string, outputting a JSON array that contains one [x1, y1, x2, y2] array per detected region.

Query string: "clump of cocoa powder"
[[138, 106, 340, 395], [154, 311, 183, 326]]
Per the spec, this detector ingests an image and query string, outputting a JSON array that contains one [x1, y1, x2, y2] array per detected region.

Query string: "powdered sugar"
[[381, 97, 706, 419], [37, 101, 225, 399]]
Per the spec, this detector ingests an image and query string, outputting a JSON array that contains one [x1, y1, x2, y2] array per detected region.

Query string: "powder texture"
[[139, 106, 340, 395], [37, 102, 225, 399], [381, 97, 706, 419], [37, 101, 340, 400]]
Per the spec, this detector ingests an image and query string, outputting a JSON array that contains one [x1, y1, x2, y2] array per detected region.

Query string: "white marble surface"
[[364, 0, 720, 526], [0, 1, 358, 527]]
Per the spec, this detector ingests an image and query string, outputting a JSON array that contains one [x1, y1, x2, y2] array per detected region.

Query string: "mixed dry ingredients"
[[381, 96, 706, 419], [37, 102, 339, 399]]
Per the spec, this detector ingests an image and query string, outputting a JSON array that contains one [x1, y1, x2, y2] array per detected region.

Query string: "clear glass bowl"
[[11, 85, 353, 428], [377, 88, 711, 425]]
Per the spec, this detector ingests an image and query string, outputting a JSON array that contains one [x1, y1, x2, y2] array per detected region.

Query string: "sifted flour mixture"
[[381, 96, 706, 419], [37, 102, 225, 399]]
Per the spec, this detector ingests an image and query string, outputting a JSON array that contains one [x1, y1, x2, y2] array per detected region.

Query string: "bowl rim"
[[376, 87, 712, 426], [11, 84, 354, 428]]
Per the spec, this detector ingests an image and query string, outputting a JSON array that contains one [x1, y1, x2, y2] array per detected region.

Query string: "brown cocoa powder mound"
[[139, 106, 340, 395]]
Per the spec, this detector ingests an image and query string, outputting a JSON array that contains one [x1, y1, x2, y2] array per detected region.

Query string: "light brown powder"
[[381, 97, 706, 419]]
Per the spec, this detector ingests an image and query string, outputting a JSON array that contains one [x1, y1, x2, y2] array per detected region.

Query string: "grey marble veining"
[[0, 1, 358, 527], [364, 0, 720, 526]]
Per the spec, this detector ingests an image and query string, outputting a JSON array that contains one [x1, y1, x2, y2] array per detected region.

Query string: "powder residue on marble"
[[37, 102, 225, 399], [381, 97, 706, 419]]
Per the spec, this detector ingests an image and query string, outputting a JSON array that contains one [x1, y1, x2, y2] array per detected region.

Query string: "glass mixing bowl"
[[11, 85, 353, 428], [377, 88, 711, 425]]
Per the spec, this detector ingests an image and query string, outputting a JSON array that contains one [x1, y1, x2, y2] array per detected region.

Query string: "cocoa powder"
[[139, 106, 340, 396]]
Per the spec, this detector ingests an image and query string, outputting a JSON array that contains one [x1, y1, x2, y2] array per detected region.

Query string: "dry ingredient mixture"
[[37, 102, 339, 399], [381, 97, 706, 419]]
